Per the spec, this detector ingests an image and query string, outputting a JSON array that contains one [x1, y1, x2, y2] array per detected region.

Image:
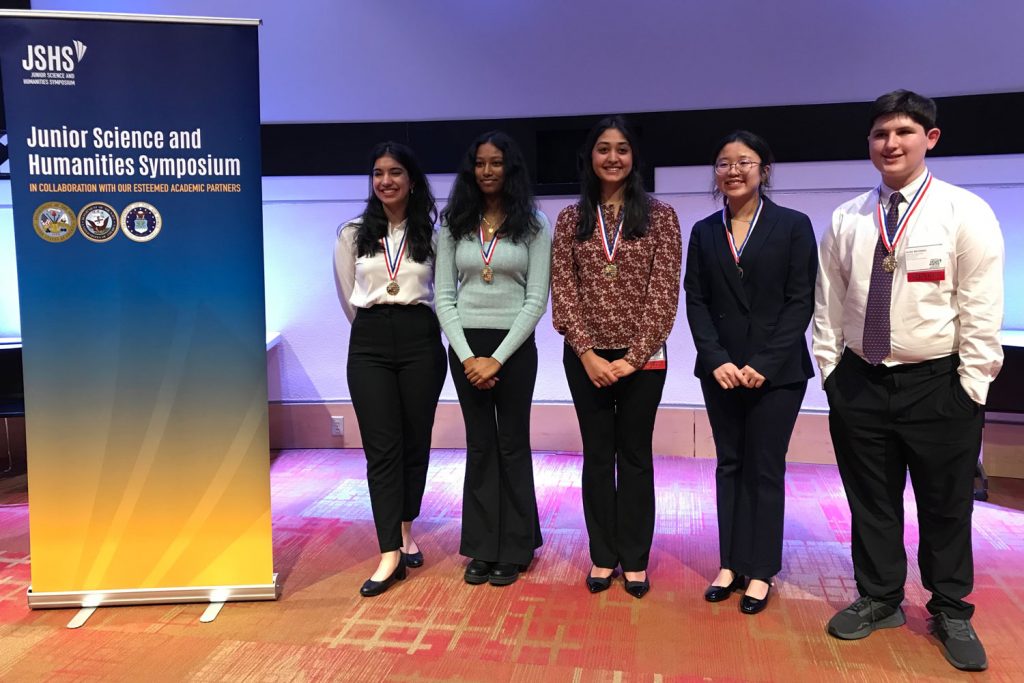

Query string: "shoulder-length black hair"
[[440, 130, 541, 244], [710, 130, 775, 205], [355, 141, 437, 263], [575, 115, 650, 241]]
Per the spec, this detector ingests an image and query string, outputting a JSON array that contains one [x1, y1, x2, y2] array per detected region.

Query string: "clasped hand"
[[712, 362, 765, 389], [463, 357, 501, 390], [581, 350, 636, 388]]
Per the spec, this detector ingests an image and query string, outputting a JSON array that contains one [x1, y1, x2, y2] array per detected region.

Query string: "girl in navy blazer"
[[683, 131, 817, 614]]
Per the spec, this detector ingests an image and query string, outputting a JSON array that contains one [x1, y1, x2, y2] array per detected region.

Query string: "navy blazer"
[[684, 197, 817, 387]]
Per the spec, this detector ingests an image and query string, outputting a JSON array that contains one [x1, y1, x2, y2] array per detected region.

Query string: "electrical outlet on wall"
[[330, 416, 344, 437]]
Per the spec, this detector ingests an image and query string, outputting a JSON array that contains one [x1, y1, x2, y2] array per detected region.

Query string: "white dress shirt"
[[813, 169, 1004, 403], [333, 218, 437, 322]]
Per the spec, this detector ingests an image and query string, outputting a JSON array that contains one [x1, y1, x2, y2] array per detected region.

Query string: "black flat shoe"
[[488, 562, 520, 586], [401, 550, 424, 568], [360, 557, 407, 597], [464, 559, 492, 585], [624, 572, 650, 599], [586, 567, 618, 593], [704, 573, 747, 602], [740, 581, 772, 615]]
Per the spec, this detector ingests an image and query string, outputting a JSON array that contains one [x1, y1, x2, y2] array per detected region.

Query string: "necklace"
[[481, 213, 505, 236]]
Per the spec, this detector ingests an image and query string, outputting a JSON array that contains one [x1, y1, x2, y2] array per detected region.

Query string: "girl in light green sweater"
[[435, 131, 551, 587]]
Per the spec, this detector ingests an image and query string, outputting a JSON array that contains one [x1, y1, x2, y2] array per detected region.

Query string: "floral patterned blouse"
[[551, 199, 682, 369]]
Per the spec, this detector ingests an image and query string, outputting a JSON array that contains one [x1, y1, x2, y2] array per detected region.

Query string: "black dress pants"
[[347, 304, 447, 553], [563, 345, 666, 572], [827, 349, 982, 619], [449, 330, 542, 565], [701, 377, 806, 579]]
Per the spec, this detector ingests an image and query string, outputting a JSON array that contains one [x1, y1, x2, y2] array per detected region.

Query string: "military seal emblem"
[[33, 201, 76, 243], [120, 202, 162, 242], [77, 202, 119, 243]]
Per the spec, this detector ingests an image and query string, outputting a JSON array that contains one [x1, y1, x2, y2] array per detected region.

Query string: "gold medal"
[[597, 205, 622, 282], [479, 222, 500, 286], [381, 231, 407, 296], [882, 253, 897, 273]]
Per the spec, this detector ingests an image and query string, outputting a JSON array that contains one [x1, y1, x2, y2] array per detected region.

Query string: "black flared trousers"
[[450, 330, 542, 565]]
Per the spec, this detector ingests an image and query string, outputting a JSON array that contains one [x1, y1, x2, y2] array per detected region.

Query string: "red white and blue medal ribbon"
[[876, 171, 932, 256], [721, 196, 763, 276], [479, 224, 500, 283], [597, 205, 624, 278], [381, 227, 408, 294]]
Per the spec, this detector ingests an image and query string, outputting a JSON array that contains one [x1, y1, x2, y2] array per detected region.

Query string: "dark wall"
[[261, 92, 1024, 195]]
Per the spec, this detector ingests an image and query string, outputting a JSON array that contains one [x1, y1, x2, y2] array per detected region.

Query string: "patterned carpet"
[[1, 449, 1023, 682]]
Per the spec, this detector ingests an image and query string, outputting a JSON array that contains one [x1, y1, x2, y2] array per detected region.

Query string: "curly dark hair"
[[441, 130, 541, 244], [355, 141, 437, 263], [575, 115, 650, 241]]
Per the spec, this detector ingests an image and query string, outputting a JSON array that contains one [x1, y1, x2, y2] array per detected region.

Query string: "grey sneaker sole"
[[937, 645, 988, 672], [827, 606, 906, 640]]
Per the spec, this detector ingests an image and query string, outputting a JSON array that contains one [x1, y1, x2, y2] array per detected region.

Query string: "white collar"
[[881, 167, 929, 205]]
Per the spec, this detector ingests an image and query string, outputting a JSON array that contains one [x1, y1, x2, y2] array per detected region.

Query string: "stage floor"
[[1, 449, 1022, 681]]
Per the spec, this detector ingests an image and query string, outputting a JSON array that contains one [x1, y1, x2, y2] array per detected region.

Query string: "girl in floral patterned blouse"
[[551, 116, 682, 599]]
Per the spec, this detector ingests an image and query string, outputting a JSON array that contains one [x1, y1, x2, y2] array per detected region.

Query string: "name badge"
[[642, 345, 667, 370], [904, 243, 946, 282]]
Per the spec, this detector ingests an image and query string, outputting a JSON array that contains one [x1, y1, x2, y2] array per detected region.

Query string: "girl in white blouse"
[[334, 142, 447, 597]]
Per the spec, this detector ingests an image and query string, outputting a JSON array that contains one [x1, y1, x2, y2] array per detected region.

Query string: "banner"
[[0, 11, 275, 607]]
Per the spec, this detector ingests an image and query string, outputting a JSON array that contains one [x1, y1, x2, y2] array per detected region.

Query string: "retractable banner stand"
[[0, 11, 276, 611]]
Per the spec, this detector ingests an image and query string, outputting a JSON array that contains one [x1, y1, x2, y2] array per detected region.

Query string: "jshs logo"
[[21, 40, 87, 72]]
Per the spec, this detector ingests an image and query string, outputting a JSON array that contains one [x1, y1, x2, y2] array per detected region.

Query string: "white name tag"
[[642, 345, 667, 370], [904, 243, 946, 282]]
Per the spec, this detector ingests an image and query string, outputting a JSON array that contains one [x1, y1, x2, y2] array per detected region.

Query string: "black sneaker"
[[827, 596, 906, 640], [928, 613, 988, 672]]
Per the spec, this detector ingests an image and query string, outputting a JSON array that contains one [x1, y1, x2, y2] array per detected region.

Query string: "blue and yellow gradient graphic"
[[0, 15, 273, 593]]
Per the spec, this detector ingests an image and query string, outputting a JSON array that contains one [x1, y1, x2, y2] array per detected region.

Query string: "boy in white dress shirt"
[[813, 90, 1003, 672]]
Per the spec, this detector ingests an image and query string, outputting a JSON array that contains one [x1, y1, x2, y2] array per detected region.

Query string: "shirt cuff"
[[960, 375, 989, 405], [450, 339, 474, 364], [566, 334, 593, 358]]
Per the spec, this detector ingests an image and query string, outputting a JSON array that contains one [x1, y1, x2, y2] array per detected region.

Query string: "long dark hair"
[[575, 115, 650, 241], [355, 141, 437, 263], [710, 130, 775, 204], [441, 131, 541, 244]]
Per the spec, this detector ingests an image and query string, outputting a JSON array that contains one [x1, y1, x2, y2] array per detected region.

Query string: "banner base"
[[67, 606, 96, 628], [27, 573, 280, 609]]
